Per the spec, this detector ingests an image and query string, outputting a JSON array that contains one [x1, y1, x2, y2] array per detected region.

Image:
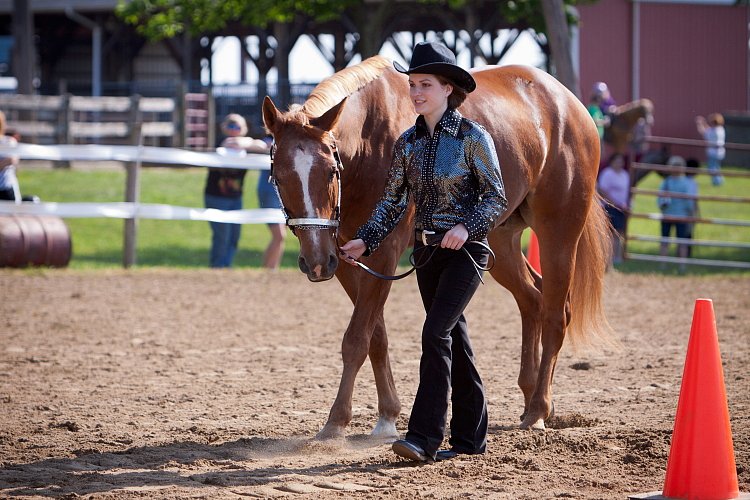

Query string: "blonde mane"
[[302, 56, 393, 118], [615, 98, 653, 115]]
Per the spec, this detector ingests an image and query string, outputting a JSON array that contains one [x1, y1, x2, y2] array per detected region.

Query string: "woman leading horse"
[[261, 46, 611, 441], [339, 41, 506, 463]]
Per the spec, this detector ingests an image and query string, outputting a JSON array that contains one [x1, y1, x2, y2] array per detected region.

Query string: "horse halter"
[[269, 132, 343, 236]]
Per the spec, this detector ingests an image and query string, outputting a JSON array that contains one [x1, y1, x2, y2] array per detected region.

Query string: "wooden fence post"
[[123, 123, 142, 268], [58, 94, 70, 145], [207, 87, 216, 150], [129, 94, 141, 145]]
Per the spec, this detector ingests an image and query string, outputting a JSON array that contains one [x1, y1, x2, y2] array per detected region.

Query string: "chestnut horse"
[[603, 98, 654, 154], [262, 56, 611, 437]]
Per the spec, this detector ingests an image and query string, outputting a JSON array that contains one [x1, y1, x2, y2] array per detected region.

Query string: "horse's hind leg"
[[487, 223, 544, 421], [520, 226, 578, 430]]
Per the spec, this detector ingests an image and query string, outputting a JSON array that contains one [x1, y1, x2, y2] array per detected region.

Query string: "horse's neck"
[[337, 85, 411, 163]]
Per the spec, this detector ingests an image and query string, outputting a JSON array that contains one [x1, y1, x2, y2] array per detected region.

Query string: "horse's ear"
[[311, 98, 347, 133], [262, 96, 281, 134]]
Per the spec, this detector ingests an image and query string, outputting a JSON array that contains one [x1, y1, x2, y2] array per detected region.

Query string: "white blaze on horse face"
[[291, 148, 320, 246]]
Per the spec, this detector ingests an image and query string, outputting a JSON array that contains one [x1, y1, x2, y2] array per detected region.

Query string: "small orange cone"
[[526, 230, 541, 275], [662, 298, 740, 500]]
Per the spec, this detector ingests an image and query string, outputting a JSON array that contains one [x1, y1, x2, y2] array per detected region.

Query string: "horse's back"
[[461, 65, 600, 211], [468, 64, 596, 155]]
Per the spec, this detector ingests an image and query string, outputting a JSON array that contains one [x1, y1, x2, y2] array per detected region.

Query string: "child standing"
[[657, 156, 696, 272], [695, 113, 725, 186]]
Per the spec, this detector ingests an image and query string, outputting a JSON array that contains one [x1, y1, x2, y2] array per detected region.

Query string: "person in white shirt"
[[597, 153, 630, 264]]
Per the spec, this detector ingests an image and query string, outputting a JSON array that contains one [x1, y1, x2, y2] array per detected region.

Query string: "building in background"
[[577, 0, 748, 162]]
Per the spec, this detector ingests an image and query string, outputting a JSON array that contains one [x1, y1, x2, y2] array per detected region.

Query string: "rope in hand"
[[342, 239, 495, 283]]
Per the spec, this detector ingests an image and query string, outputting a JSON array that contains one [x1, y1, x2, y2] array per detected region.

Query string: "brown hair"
[[0, 110, 6, 135], [708, 113, 724, 127], [437, 76, 468, 109]]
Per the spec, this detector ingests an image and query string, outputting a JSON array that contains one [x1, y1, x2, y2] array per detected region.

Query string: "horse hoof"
[[520, 415, 546, 431], [520, 402, 554, 424], [371, 417, 398, 439], [315, 424, 345, 440], [530, 418, 546, 431]]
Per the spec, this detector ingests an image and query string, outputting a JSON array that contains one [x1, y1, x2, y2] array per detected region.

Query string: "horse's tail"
[[567, 195, 614, 347]]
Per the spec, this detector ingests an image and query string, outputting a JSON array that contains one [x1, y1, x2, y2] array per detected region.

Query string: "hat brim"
[[393, 60, 476, 93]]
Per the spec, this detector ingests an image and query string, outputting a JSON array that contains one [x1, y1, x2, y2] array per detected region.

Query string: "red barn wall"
[[578, 0, 632, 107], [578, 0, 748, 159]]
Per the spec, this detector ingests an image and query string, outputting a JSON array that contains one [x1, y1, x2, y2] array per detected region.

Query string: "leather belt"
[[416, 230, 445, 246]]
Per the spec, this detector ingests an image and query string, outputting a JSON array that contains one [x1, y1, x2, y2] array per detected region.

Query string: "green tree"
[[117, 0, 589, 96], [430, 0, 589, 97], [116, 0, 357, 40]]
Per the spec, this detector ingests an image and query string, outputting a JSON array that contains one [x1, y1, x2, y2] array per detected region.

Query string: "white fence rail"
[[0, 143, 283, 267]]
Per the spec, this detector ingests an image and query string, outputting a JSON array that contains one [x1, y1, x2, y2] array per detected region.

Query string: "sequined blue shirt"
[[356, 108, 507, 254]]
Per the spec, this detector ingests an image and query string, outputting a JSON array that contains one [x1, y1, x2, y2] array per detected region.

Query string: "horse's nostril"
[[328, 253, 338, 272], [298, 256, 309, 274]]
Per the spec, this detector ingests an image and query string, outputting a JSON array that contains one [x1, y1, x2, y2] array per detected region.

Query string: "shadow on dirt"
[[0, 434, 398, 497]]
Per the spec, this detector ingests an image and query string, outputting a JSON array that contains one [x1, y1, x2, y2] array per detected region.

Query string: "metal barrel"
[[0, 215, 72, 268]]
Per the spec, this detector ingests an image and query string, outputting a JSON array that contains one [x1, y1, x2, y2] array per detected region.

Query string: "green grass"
[[18, 167, 299, 269], [15, 165, 750, 274]]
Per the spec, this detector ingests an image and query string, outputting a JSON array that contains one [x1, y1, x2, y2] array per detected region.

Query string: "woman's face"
[[224, 121, 244, 137], [408, 73, 452, 117]]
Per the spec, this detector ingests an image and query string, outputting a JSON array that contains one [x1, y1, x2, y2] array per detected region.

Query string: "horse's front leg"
[[365, 233, 411, 438], [368, 314, 400, 438], [316, 264, 397, 439], [316, 302, 373, 439]]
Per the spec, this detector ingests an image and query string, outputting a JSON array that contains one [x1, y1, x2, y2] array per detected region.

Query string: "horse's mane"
[[302, 56, 393, 118], [615, 98, 653, 115]]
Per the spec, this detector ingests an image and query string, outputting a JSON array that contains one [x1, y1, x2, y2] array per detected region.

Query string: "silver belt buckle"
[[420, 230, 435, 246]]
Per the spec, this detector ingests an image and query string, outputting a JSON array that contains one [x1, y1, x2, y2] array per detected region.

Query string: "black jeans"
[[405, 241, 489, 458], [0, 188, 15, 201]]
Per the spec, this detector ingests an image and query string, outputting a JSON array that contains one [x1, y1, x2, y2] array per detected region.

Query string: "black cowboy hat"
[[393, 41, 476, 93]]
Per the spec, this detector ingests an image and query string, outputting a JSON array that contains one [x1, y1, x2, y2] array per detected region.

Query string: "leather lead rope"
[[351, 240, 495, 283]]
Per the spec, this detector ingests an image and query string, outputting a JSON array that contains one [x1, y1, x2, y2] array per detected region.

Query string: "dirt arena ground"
[[1, 269, 748, 499]]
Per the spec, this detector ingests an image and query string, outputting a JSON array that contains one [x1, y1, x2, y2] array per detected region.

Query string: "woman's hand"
[[339, 239, 367, 266], [441, 224, 468, 250]]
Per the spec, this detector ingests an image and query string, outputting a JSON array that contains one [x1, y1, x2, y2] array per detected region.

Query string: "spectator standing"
[[0, 111, 21, 202], [695, 113, 725, 186], [657, 156, 695, 273], [593, 82, 617, 115], [597, 153, 630, 264], [587, 91, 610, 149], [205, 114, 270, 268], [628, 116, 652, 164], [256, 135, 286, 269]]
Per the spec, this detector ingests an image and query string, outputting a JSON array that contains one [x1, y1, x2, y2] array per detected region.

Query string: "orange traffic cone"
[[526, 230, 541, 275], [661, 298, 740, 499]]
